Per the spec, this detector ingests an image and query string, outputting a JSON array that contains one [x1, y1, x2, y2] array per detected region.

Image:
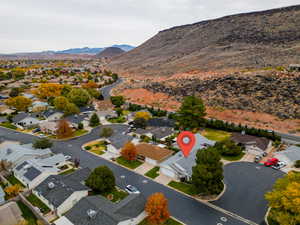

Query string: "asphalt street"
[[100, 78, 123, 99], [0, 126, 249, 225], [213, 162, 284, 225]]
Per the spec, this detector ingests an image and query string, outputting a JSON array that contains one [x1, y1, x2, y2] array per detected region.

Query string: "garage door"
[[160, 167, 177, 179]]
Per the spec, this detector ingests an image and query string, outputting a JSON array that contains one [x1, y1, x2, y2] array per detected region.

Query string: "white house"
[[33, 168, 91, 216]]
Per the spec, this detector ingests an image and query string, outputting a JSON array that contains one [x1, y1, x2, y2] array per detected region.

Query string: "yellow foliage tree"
[[5, 96, 32, 111], [15, 219, 29, 225], [82, 81, 98, 89], [135, 111, 151, 121], [265, 172, 300, 225], [145, 192, 170, 225], [5, 184, 22, 197], [33, 83, 63, 99]]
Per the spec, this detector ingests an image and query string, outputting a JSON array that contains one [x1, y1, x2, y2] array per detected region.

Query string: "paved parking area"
[[212, 162, 284, 224]]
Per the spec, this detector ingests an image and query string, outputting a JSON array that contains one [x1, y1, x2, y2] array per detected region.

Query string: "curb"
[[264, 207, 271, 225]]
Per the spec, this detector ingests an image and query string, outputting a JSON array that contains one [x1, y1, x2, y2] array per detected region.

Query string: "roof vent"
[[87, 209, 97, 219], [48, 182, 55, 189], [241, 130, 246, 135]]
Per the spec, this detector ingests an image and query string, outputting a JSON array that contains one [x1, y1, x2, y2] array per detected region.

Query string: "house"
[[133, 127, 174, 141], [97, 110, 118, 123], [106, 134, 134, 155], [160, 134, 215, 180], [33, 168, 91, 216], [275, 145, 300, 166], [22, 93, 35, 99], [39, 121, 58, 134], [43, 109, 63, 121], [136, 143, 173, 165], [0, 143, 52, 167], [31, 101, 49, 112], [55, 194, 146, 225], [12, 112, 40, 129], [230, 132, 272, 154], [0, 186, 5, 204], [79, 106, 95, 115], [0, 202, 24, 225], [95, 99, 114, 111], [147, 117, 175, 128], [65, 114, 88, 129]]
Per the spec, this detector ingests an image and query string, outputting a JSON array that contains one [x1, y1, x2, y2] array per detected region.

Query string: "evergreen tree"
[[89, 113, 100, 127]]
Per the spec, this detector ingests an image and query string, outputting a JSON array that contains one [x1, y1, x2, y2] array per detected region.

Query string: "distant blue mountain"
[[53, 45, 135, 54]]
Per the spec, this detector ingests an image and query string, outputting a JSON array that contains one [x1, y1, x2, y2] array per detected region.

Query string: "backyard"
[[100, 188, 129, 203], [201, 128, 231, 142], [6, 174, 25, 187], [26, 193, 51, 214], [17, 201, 38, 225]]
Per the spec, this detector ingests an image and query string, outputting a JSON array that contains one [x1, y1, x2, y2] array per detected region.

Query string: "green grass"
[[73, 129, 88, 136], [90, 148, 105, 155], [26, 193, 51, 214], [222, 152, 245, 161], [168, 181, 197, 196], [108, 116, 126, 123], [116, 156, 143, 169], [101, 188, 129, 203], [145, 167, 160, 179], [139, 217, 183, 225], [6, 174, 25, 187], [201, 128, 231, 142], [17, 201, 38, 225], [60, 168, 76, 175], [0, 122, 17, 130]]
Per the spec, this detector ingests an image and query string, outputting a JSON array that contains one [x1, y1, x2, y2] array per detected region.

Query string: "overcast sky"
[[0, 0, 298, 53]]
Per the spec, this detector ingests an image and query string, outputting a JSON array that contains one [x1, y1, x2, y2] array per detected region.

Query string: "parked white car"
[[64, 155, 72, 161], [125, 185, 140, 194], [272, 161, 286, 170]]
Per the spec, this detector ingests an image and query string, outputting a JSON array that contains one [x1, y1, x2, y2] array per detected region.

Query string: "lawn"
[[101, 188, 129, 203], [139, 217, 183, 225], [90, 148, 105, 155], [26, 193, 51, 214], [60, 168, 76, 175], [6, 174, 25, 187], [85, 140, 107, 155], [201, 128, 231, 142], [168, 181, 197, 196], [17, 201, 38, 225], [116, 156, 143, 169], [222, 152, 245, 161], [73, 129, 88, 137], [145, 167, 160, 179], [0, 122, 17, 130], [108, 116, 126, 123]]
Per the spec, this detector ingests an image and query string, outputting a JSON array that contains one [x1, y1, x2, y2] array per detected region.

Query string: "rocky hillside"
[[143, 71, 300, 119], [108, 5, 300, 76], [96, 47, 125, 58]]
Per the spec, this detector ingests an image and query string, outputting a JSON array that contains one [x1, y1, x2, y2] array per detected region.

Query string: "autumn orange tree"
[[5, 96, 32, 111], [56, 119, 74, 139], [82, 81, 98, 89], [33, 83, 63, 99], [5, 184, 22, 197], [121, 142, 137, 161], [145, 192, 170, 225]]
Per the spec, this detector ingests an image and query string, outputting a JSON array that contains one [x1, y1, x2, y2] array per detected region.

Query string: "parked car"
[[32, 128, 41, 133], [254, 155, 262, 163], [272, 161, 286, 170], [125, 185, 140, 194], [64, 155, 72, 161], [264, 158, 279, 167]]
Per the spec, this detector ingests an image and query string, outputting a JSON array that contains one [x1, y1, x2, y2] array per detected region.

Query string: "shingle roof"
[[231, 133, 270, 151], [108, 135, 133, 149], [34, 168, 91, 208], [136, 143, 173, 162], [147, 118, 175, 128], [12, 113, 29, 123], [65, 194, 145, 225]]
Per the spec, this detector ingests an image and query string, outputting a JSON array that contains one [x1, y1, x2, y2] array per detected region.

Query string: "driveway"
[[212, 162, 285, 224]]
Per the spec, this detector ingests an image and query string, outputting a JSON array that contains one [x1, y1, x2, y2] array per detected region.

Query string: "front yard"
[[0, 122, 17, 130], [168, 181, 197, 196], [17, 201, 38, 225], [139, 217, 183, 225], [84, 140, 107, 155], [116, 156, 143, 169], [145, 166, 160, 179], [26, 193, 51, 214]]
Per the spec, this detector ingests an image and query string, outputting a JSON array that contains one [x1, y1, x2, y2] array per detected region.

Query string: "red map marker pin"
[[177, 131, 196, 158]]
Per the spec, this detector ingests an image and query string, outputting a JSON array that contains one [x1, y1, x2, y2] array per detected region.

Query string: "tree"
[[9, 87, 20, 97], [135, 111, 151, 120], [145, 192, 170, 225], [176, 96, 206, 130], [86, 88, 101, 99], [100, 127, 113, 138], [53, 96, 69, 111], [64, 103, 80, 116], [110, 96, 125, 107], [56, 119, 73, 139], [33, 138, 52, 149], [67, 88, 91, 107], [214, 140, 243, 157], [265, 172, 300, 225], [0, 160, 12, 172], [5, 184, 22, 197], [85, 166, 115, 193], [82, 81, 98, 89], [61, 84, 73, 97], [115, 107, 123, 116], [121, 142, 137, 161], [89, 113, 100, 127], [5, 96, 32, 111], [295, 160, 300, 168], [133, 117, 147, 129], [78, 122, 84, 130], [192, 146, 224, 195], [33, 83, 63, 99]]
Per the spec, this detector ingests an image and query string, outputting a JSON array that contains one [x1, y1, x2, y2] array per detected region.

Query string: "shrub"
[[85, 146, 92, 150], [295, 160, 300, 168]]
